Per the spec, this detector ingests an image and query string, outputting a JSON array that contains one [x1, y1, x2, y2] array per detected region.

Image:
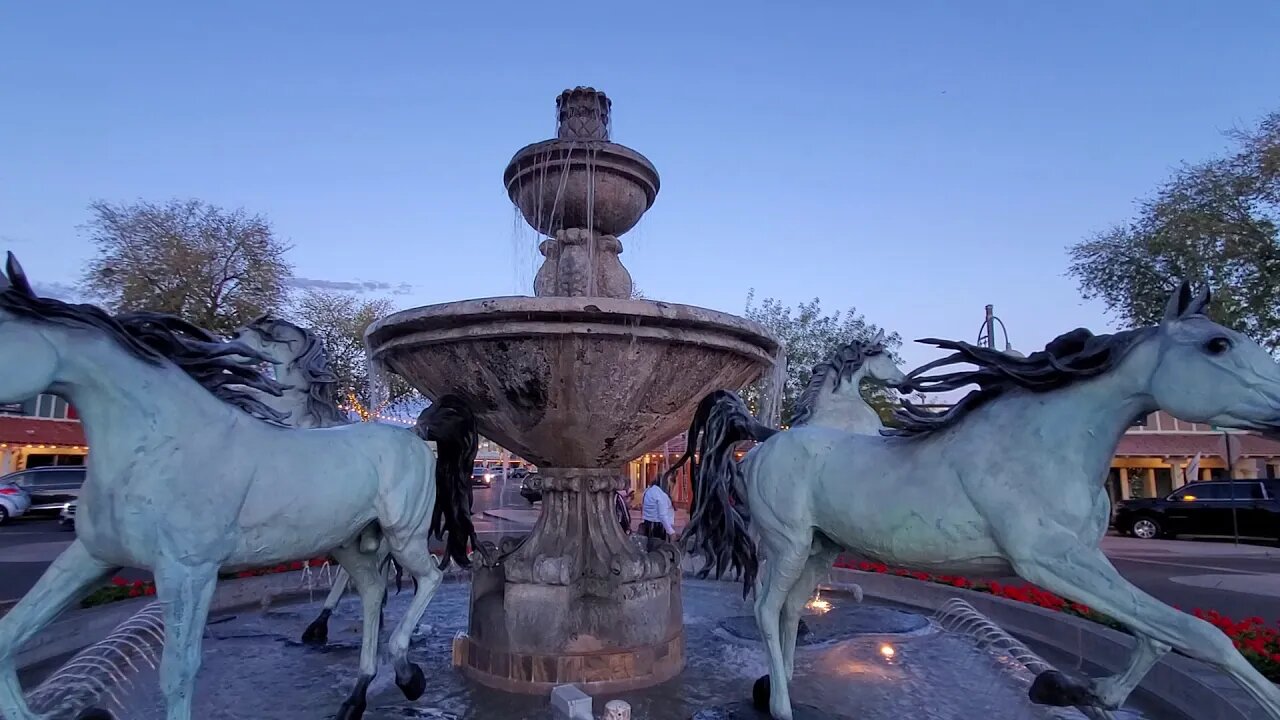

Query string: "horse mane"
[[789, 335, 888, 428], [0, 254, 288, 425], [890, 325, 1157, 437], [247, 315, 347, 426]]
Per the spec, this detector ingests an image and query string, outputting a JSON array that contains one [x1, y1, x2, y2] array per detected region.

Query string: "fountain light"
[[805, 590, 833, 614], [879, 643, 896, 659]]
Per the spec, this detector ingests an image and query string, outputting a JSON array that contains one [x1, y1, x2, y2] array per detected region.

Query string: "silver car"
[[0, 480, 32, 525]]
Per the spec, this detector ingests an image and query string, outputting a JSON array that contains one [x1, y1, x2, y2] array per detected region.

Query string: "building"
[[1109, 410, 1280, 502], [632, 409, 1280, 510], [0, 393, 88, 474]]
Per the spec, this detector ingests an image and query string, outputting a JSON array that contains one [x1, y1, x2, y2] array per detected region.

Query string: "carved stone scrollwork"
[[533, 229, 634, 299], [502, 467, 675, 586]]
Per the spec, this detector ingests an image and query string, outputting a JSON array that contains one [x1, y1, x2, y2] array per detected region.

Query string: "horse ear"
[[1185, 285, 1211, 317], [871, 329, 885, 346], [1162, 280, 1192, 323], [5, 253, 34, 297]]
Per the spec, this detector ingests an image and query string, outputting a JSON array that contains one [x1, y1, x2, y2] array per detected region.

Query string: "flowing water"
[[35, 579, 1179, 720]]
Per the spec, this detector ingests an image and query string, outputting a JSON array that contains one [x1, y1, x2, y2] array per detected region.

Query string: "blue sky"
[[2, 2, 1277, 373]]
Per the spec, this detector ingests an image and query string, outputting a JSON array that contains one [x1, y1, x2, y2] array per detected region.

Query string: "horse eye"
[[1204, 337, 1232, 355]]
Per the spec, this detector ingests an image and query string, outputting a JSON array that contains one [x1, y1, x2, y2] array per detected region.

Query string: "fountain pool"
[[32, 578, 1175, 720]]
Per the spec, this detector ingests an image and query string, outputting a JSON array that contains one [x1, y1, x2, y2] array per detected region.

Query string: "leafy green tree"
[[288, 289, 420, 414], [80, 199, 293, 335], [1068, 112, 1280, 351], [740, 292, 903, 425]]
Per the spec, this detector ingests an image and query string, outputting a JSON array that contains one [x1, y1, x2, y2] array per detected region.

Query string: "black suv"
[[1112, 479, 1280, 542]]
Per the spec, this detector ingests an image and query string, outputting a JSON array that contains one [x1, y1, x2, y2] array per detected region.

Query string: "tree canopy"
[[80, 198, 293, 336], [288, 288, 420, 415], [740, 292, 903, 424], [1068, 111, 1280, 351]]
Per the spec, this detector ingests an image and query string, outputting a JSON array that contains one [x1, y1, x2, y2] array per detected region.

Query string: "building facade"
[[0, 393, 88, 474]]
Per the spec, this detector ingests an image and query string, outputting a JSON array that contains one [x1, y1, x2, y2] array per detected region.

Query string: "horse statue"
[[681, 282, 1280, 720], [232, 314, 381, 644], [0, 253, 480, 720], [665, 332, 905, 566]]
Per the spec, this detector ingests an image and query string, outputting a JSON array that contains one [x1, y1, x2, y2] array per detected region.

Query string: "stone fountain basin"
[[365, 296, 778, 467], [504, 140, 660, 237]]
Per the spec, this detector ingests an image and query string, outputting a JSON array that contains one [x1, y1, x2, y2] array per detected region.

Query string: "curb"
[[825, 567, 1262, 720]]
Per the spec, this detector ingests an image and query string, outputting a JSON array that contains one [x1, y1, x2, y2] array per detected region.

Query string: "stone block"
[[550, 684, 593, 720]]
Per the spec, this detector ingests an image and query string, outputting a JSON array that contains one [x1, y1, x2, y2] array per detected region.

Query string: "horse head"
[[231, 314, 309, 365], [1147, 281, 1280, 434], [0, 253, 61, 403]]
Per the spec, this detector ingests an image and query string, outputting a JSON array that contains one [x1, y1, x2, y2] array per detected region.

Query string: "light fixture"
[[805, 590, 833, 614], [879, 643, 895, 659]]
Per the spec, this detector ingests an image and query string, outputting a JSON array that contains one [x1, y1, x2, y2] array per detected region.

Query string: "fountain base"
[[454, 561, 684, 694]]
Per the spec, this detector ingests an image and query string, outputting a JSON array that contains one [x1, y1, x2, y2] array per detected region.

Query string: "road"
[[3, 479, 1279, 626]]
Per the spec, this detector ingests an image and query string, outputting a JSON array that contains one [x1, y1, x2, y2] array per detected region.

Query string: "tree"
[[1068, 111, 1280, 351], [288, 289, 420, 416], [740, 292, 903, 425], [80, 199, 293, 335]]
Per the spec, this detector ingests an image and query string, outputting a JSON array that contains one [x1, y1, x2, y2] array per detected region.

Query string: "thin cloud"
[[287, 277, 414, 295]]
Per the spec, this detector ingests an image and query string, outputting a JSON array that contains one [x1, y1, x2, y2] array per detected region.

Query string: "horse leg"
[[779, 541, 839, 680], [302, 568, 349, 646], [752, 540, 810, 720], [0, 540, 116, 720], [1009, 537, 1280, 718], [381, 531, 444, 702], [330, 545, 386, 720], [151, 560, 218, 720]]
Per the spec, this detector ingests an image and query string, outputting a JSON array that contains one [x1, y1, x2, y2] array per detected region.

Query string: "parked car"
[[59, 499, 76, 529], [0, 466, 86, 516], [471, 464, 495, 488], [1112, 479, 1280, 541], [0, 479, 31, 525], [520, 473, 541, 504]]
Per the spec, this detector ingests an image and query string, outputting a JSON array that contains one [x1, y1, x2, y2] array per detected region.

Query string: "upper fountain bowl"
[[504, 87, 660, 238], [504, 139, 659, 238], [366, 296, 777, 468]]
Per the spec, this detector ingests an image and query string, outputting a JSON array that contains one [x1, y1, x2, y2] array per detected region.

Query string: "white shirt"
[[642, 484, 676, 535]]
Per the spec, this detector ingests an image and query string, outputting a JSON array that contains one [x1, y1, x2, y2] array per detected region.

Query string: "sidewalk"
[[1101, 535, 1280, 559]]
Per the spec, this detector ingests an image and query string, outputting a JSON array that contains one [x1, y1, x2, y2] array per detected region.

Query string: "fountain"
[[365, 87, 780, 694]]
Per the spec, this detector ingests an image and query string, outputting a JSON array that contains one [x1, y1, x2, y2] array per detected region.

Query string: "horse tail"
[[680, 389, 779, 598], [415, 395, 484, 570], [659, 390, 722, 519]]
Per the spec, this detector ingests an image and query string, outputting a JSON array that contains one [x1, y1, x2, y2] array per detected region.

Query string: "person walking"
[[640, 475, 676, 547]]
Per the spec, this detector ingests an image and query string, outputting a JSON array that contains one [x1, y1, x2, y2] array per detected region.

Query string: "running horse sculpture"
[[0, 254, 479, 720], [683, 282, 1280, 720], [667, 331, 906, 584]]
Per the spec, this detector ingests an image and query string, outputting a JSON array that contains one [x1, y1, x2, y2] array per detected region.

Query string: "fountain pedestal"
[[456, 468, 683, 692]]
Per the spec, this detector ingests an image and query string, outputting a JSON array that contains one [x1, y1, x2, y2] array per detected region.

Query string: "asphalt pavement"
[[3, 480, 1279, 625]]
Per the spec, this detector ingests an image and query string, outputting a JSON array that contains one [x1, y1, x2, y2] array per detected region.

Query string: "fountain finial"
[[556, 87, 612, 141]]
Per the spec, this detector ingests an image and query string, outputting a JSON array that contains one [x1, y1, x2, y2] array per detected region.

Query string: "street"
[[3, 477, 1279, 626]]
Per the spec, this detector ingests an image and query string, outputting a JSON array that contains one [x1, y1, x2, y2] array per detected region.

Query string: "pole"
[[1224, 429, 1240, 546], [983, 305, 996, 349]]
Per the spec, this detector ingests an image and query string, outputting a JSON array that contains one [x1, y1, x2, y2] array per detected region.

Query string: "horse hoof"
[[301, 620, 329, 646], [1029, 669, 1099, 707], [334, 698, 366, 720], [76, 708, 115, 720], [752, 674, 771, 711], [396, 662, 427, 701]]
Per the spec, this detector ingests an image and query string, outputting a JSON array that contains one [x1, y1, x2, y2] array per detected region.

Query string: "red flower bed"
[[833, 557, 1280, 682], [81, 557, 333, 608]]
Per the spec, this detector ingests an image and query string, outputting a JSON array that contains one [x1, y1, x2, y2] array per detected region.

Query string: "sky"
[[2, 2, 1278, 375]]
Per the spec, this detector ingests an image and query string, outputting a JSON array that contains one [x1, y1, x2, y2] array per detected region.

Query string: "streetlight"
[[977, 304, 1023, 357]]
